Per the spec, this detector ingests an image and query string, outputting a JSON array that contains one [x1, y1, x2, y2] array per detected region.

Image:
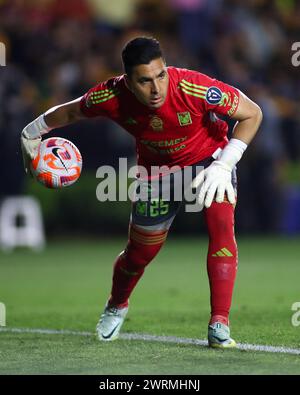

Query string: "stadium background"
[[1, 0, 300, 236]]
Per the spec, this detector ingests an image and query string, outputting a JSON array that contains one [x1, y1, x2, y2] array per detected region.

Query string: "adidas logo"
[[212, 247, 233, 257]]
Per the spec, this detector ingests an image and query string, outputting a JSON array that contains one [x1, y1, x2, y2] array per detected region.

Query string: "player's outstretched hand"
[[198, 160, 235, 208], [20, 132, 41, 176], [20, 114, 52, 176]]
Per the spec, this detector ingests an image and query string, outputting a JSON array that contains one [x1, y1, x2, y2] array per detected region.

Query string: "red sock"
[[204, 202, 238, 326], [108, 225, 168, 307]]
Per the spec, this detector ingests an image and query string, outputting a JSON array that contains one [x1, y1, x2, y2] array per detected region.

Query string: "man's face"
[[126, 58, 169, 109]]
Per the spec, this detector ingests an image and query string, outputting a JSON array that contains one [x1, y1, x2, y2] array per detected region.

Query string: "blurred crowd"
[[0, 0, 300, 233]]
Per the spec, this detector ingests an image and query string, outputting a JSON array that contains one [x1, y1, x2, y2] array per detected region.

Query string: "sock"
[[108, 225, 168, 307], [204, 202, 238, 326]]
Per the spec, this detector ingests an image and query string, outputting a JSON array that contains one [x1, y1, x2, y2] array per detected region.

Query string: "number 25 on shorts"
[[150, 199, 169, 217]]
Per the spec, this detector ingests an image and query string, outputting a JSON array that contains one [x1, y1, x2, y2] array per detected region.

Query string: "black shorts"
[[131, 157, 237, 227]]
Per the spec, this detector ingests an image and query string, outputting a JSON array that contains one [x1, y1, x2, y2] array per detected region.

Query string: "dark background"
[[0, 0, 300, 236]]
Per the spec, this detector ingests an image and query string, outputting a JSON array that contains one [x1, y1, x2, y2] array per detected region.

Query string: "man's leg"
[[96, 172, 181, 341], [108, 223, 169, 308], [204, 201, 238, 348], [96, 213, 176, 341], [204, 201, 238, 325]]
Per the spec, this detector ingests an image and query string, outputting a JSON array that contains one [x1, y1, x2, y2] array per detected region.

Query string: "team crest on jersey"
[[177, 112, 192, 126], [206, 87, 223, 105], [149, 115, 163, 131]]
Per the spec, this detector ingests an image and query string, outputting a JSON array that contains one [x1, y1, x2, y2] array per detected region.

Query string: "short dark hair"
[[122, 37, 164, 77]]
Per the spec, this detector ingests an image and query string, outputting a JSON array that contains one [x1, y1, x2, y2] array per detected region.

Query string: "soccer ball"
[[30, 137, 82, 188]]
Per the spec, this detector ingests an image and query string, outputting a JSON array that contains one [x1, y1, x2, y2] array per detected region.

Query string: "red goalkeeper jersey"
[[80, 67, 239, 172]]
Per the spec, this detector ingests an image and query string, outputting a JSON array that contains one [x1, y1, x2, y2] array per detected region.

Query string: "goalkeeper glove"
[[198, 138, 248, 208], [20, 114, 52, 175]]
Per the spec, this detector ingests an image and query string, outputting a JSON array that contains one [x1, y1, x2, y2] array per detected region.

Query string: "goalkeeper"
[[21, 37, 262, 348]]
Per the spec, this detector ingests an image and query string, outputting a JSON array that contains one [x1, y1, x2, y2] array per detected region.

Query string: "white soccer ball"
[[30, 137, 82, 188]]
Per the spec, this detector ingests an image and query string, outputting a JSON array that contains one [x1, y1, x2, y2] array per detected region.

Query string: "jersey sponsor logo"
[[148, 145, 186, 155], [140, 136, 187, 148], [140, 137, 188, 156], [149, 115, 163, 131], [205, 87, 223, 105], [177, 112, 192, 126]]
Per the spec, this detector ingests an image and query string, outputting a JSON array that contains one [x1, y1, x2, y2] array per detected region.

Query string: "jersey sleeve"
[[179, 70, 240, 117], [79, 79, 120, 118]]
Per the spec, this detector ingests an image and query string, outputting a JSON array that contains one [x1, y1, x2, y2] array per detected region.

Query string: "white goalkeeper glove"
[[20, 114, 52, 174], [198, 160, 236, 208], [197, 138, 248, 208]]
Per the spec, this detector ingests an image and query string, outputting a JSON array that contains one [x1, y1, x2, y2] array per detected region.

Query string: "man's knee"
[[205, 202, 235, 234], [123, 225, 168, 270]]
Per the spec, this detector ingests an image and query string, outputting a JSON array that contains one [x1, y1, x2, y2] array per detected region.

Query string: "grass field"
[[0, 236, 300, 375]]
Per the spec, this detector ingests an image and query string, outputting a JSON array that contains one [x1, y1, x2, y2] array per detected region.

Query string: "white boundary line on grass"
[[1, 327, 300, 356]]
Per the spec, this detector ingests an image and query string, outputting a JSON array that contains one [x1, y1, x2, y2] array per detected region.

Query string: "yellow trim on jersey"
[[91, 89, 117, 97], [181, 79, 209, 92], [179, 85, 206, 99], [179, 79, 209, 100], [90, 89, 119, 104]]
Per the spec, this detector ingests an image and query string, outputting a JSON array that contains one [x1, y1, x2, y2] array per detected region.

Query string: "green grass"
[[1, 236, 300, 374]]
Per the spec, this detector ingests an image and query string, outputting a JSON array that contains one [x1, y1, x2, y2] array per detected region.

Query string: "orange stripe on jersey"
[[130, 226, 168, 246]]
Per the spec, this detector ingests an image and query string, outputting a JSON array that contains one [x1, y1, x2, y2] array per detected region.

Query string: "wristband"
[[22, 114, 52, 139], [219, 138, 248, 169]]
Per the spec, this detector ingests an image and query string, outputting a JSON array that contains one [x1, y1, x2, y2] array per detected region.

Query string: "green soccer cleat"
[[208, 322, 237, 349], [96, 304, 128, 341]]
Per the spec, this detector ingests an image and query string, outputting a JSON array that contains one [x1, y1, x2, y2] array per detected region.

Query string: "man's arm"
[[43, 97, 86, 128], [198, 90, 263, 207], [231, 90, 263, 144], [21, 97, 86, 173], [23, 96, 85, 142]]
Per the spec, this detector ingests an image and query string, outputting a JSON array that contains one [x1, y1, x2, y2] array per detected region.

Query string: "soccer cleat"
[[96, 304, 128, 341], [208, 322, 237, 349]]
